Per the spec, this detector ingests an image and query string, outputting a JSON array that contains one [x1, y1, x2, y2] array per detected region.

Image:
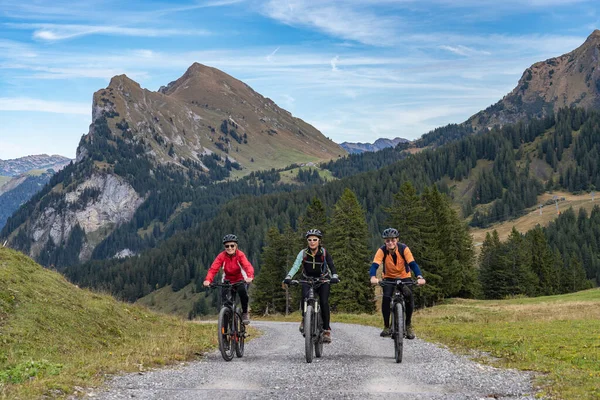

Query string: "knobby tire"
[[314, 308, 323, 358], [304, 305, 314, 363], [393, 302, 404, 363], [218, 307, 235, 361], [234, 309, 245, 358]]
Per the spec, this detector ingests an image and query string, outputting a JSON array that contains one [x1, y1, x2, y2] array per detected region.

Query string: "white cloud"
[[6, 23, 211, 41], [440, 45, 491, 56], [266, 47, 280, 62], [260, 0, 401, 46], [0, 98, 89, 115], [330, 56, 340, 71]]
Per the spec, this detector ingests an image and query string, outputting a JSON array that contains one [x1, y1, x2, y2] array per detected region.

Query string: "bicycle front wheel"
[[218, 307, 235, 361], [393, 302, 404, 363], [304, 305, 314, 363], [314, 308, 323, 358], [234, 310, 245, 358]]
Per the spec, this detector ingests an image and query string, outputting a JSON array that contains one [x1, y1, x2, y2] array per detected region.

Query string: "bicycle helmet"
[[222, 234, 238, 244], [381, 228, 399, 239], [305, 229, 323, 238]]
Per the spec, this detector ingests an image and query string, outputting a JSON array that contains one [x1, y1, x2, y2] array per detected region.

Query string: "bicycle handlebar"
[[378, 279, 416, 287], [209, 281, 246, 289], [288, 277, 331, 286]]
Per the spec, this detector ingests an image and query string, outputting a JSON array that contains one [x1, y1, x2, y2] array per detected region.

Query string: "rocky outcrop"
[[29, 173, 143, 262], [470, 30, 600, 130]]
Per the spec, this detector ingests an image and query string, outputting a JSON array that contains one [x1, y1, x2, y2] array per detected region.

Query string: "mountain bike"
[[209, 281, 247, 361], [379, 279, 415, 363], [290, 277, 330, 363]]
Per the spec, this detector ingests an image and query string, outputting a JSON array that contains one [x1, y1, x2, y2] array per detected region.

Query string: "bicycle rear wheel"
[[218, 307, 235, 361], [393, 302, 404, 363], [314, 308, 323, 358], [304, 305, 314, 363], [234, 310, 245, 358]]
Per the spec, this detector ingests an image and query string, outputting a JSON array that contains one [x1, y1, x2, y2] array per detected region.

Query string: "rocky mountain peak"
[[469, 29, 600, 130]]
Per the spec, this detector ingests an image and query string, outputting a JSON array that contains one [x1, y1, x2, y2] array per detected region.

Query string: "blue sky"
[[1, 0, 599, 160]]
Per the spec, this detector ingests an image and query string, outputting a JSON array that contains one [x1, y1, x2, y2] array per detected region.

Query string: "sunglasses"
[[224, 244, 236, 249], [384, 239, 397, 243], [307, 238, 319, 242]]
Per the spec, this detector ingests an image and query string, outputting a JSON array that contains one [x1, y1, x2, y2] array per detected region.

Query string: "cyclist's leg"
[[299, 282, 310, 334], [400, 279, 414, 326], [235, 284, 249, 313], [300, 283, 310, 315], [317, 283, 331, 330], [381, 279, 395, 328], [220, 286, 230, 307]]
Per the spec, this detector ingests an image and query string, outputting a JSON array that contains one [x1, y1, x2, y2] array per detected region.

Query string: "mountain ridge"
[[0, 154, 71, 177], [340, 137, 409, 154], [1, 63, 345, 264], [469, 29, 600, 130]]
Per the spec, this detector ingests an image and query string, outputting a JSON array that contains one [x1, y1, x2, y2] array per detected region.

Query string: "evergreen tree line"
[[479, 207, 597, 300], [62, 109, 598, 301]]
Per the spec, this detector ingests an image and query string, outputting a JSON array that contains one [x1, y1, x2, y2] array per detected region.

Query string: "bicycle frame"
[[291, 276, 329, 363], [379, 279, 415, 363], [209, 280, 247, 361]]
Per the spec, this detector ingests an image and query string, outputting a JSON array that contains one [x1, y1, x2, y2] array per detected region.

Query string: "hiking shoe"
[[323, 330, 331, 343], [380, 327, 391, 337], [242, 312, 250, 324], [406, 325, 415, 340], [299, 321, 304, 336]]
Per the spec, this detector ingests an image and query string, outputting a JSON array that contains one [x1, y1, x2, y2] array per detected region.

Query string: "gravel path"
[[86, 321, 538, 399]]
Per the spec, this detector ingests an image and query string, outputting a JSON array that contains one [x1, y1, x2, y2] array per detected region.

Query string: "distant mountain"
[[339, 137, 409, 154], [0, 154, 71, 176], [1, 63, 345, 265], [469, 29, 600, 131]]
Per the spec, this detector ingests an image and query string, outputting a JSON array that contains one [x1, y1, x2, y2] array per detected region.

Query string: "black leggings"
[[301, 282, 331, 330], [222, 283, 249, 313], [382, 278, 414, 328]]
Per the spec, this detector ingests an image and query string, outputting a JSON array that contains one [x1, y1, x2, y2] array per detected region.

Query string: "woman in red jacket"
[[203, 234, 255, 324]]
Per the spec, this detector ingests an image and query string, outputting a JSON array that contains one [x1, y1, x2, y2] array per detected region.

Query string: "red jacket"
[[205, 249, 255, 284]]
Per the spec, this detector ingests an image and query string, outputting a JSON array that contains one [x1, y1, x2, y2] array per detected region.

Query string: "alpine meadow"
[[2, 6, 600, 398]]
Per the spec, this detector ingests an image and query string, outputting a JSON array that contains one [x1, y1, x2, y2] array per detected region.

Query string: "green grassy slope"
[[0, 247, 216, 399]]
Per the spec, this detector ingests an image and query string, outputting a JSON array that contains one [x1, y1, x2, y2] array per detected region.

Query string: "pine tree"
[[387, 181, 424, 252], [505, 227, 538, 296], [527, 226, 559, 296], [479, 230, 511, 299], [328, 188, 374, 313], [297, 196, 327, 248], [421, 186, 478, 300], [251, 227, 291, 315]]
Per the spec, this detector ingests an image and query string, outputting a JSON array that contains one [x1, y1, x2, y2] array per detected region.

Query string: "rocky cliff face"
[[470, 30, 600, 130], [29, 173, 143, 261]]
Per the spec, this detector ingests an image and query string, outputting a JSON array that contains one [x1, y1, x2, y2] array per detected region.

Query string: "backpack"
[[302, 247, 329, 275], [380, 243, 410, 274]]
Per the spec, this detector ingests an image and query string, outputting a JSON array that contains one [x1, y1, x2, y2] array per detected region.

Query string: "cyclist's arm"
[[205, 252, 225, 282], [286, 250, 305, 278], [369, 248, 384, 277], [238, 251, 255, 278], [402, 246, 423, 277], [325, 251, 337, 275]]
